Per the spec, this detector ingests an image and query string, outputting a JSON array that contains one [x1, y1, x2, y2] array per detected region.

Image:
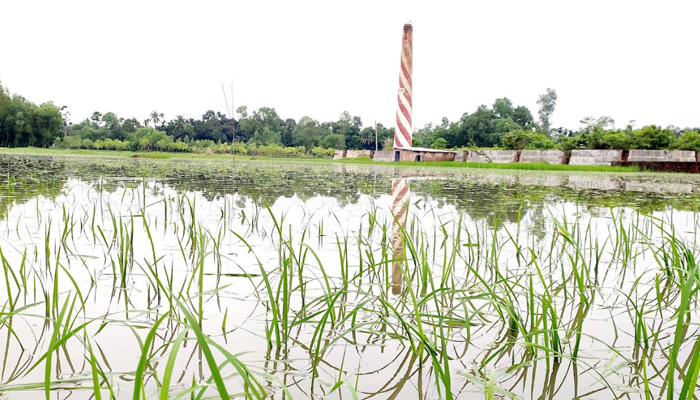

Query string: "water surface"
[[1, 153, 699, 399]]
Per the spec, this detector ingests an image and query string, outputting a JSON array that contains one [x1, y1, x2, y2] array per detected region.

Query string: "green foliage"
[[513, 106, 535, 129], [320, 134, 345, 150], [430, 138, 447, 149], [559, 122, 684, 152], [3, 81, 697, 158], [53, 132, 334, 158], [493, 117, 520, 135], [0, 83, 64, 147], [292, 117, 325, 150], [500, 129, 555, 150], [525, 133, 556, 149], [251, 127, 282, 146], [536, 88, 557, 135], [311, 146, 335, 157], [634, 125, 675, 150], [671, 130, 700, 152], [600, 130, 634, 149], [501, 130, 528, 150], [558, 135, 587, 152], [413, 98, 533, 149]]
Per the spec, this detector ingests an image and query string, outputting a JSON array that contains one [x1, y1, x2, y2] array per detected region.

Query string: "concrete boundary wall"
[[398, 148, 455, 162], [569, 149, 623, 166], [345, 150, 373, 159], [332, 150, 346, 160], [466, 150, 517, 163], [628, 150, 696, 162], [373, 151, 393, 162], [520, 150, 566, 164]]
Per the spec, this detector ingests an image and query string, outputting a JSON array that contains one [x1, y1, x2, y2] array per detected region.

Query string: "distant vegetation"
[[1, 82, 699, 155], [413, 91, 700, 153]]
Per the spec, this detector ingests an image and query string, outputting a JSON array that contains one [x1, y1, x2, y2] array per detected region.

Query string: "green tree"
[[536, 88, 557, 135], [513, 106, 535, 130], [493, 98, 514, 119], [501, 129, 532, 151], [150, 111, 164, 127], [635, 125, 675, 150], [320, 133, 344, 149], [600, 130, 634, 149], [430, 138, 447, 149], [238, 107, 282, 143], [525, 133, 556, 149], [281, 118, 296, 147], [91, 111, 103, 127], [292, 116, 326, 150], [0, 88, 63, 147], [493, 117, 521, 135], [672, 130, 700, 152], [251, 126, 282, 146], [462, 106, 496, 147], [34, 103, 64, 147]]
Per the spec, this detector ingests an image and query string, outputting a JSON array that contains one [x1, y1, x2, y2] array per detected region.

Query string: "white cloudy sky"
[[1, 0, 698, 130]]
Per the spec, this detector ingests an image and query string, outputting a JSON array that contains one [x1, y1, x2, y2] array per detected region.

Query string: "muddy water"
[[0, 153, 699, 399]]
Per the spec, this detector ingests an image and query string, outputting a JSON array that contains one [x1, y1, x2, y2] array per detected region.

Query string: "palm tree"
[[150, 111, 164, 127], [359, 128, 374, 148], [174, 115, 186, 139]]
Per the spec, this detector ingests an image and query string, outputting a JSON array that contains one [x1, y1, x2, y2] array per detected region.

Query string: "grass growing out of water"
[[0, 168, 700, 399]]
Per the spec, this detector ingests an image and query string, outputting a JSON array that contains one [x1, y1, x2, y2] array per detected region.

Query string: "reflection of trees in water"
[[2, 154, 700, 225], [410, 179, 537, 224], [0, 155, 68, 220]]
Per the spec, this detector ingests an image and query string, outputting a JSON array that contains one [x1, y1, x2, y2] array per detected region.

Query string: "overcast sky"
[[2, 0, 699, 131]]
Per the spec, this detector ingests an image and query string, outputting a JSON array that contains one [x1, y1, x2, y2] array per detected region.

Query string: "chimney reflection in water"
[[391, 178, 410, 294]]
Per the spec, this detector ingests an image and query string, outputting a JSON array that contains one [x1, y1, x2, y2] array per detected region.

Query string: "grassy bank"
[[0, 147, 643, 172], [336, 156, 642, 172], [0, 147, 333, 162]]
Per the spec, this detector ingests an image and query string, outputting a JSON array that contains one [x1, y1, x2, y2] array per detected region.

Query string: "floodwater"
[[0, 153, 699, 399]]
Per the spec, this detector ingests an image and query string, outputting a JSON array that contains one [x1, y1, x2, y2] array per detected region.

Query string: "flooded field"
[[1, 153, 700, 400]]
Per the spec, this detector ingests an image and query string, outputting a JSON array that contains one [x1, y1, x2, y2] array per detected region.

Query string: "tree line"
[[60, 107, 396, 156], [0, 83, 64, 147], [2, 81, 700, 154], [414, 89, 700, 152]]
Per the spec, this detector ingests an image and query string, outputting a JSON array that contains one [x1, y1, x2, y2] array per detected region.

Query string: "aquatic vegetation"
[[0, 153, 699, 399]]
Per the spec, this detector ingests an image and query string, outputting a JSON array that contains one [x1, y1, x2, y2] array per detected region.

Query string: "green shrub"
[[672, 131, 700, 152], [635, 125, 675, 150], [430, 138, 447, 149]]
